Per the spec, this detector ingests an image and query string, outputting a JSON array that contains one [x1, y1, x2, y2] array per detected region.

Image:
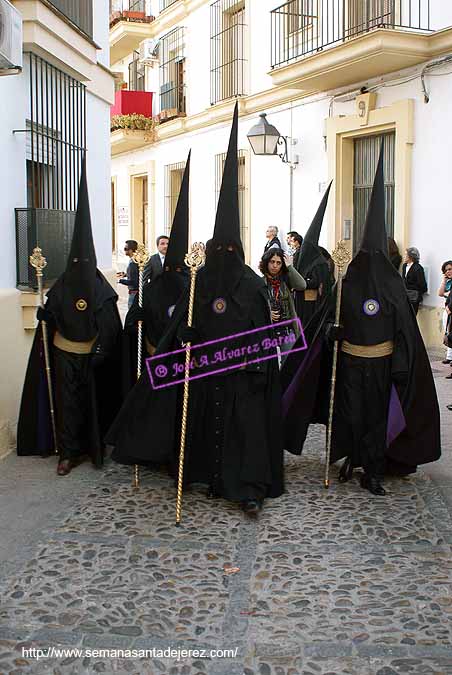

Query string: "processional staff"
[[176, 242, 206, 526], [324, 240, 352, 489], [131, 243, 150, 489], [29, 246, 58, 456]]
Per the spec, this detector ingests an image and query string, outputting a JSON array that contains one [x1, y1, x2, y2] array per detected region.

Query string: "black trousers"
[[333, 353, 392, 477], [54, 348, 101, 464]]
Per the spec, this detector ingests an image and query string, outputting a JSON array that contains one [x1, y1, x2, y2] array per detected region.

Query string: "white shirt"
[[159, 253, 165, 266]]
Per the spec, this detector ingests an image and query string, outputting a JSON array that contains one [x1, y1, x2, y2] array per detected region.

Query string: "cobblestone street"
[[0, 356, 451, 675]]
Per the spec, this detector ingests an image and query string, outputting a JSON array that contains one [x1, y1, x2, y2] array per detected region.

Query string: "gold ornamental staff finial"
[[176, 242, 206, 526], [29, 247, 58, 456], [131, 243, 150, 489], [324, 240, 352, 489]]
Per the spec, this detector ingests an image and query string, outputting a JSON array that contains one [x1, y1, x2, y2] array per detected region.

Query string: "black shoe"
[[57, 459, 74, 476], [446, 373, 452, 379], [447, 404, 452, 411], [360, 474, 386, 496], [241, 499, 263, 515], [338, 458, 353, 483], [442, 359, 451, 364]]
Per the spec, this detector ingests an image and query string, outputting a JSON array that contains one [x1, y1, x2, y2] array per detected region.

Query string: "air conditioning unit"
[[139, 38, 159, 64], [0, 0, 22, 74]]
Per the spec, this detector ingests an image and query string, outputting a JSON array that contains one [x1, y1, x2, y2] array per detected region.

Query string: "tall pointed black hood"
[[358, 142, 388, 255], [48, 156, 98, 342], [296, 181, 332, 275], [341, 142, 402, 346], [203, 103, 245, 296], [164, 151, 190, 273]]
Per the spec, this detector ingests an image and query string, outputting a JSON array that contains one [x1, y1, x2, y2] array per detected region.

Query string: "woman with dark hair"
[[439, 260, 452, 365], [402, 246, 427, 315], [388, 237, 402, 271], [260, 248, 306, 363]]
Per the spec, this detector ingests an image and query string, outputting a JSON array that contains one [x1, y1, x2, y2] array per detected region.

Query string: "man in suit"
[[264, 226, 282, 253], [143, 235, 169, 283], [402, 246, 427, 315]]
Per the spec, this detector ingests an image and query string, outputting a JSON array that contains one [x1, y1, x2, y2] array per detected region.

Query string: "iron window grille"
[[129, 50, 146, 91], [271, 0, 431, 68], [160, 27, 186, 114], [215, 149, 249, 257], [210, 0, 247, 105], [164, 161, 187, 234], [353, 132, 395, 252], [47, 0, 93, 38], [15, 53, 86, 289], [129, 0, 146, 10]]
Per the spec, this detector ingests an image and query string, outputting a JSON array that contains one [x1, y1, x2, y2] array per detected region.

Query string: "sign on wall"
[[118, 206, 129, 227]]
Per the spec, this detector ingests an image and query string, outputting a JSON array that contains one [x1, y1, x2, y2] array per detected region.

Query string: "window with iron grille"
[[215, 149, 249, 259], [164, 161, 186, 234], [160, 27, 186, 114], [210, 0, 247, 105], [129, 0, 146, 10], [129, 50, 146, 91], [15, 53, 87, 289], [353, 132, 395, 252], [347, 0, 395, 37], [47, 0, 93, 38]]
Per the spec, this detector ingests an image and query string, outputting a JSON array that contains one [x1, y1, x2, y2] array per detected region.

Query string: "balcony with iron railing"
[[160, 0, 181, 12], [47, 0, 93, 38], [110, 0, 155, 62], [269, 0, 447, 92]]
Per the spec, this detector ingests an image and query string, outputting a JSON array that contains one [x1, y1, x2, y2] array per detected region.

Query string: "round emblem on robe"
[[167, 304, 176, 318], [363, 298, 380, 316], [212, 297, 227, 314], [76, 299, 88, 311]]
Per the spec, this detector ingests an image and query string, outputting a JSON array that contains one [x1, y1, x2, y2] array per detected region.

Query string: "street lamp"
[[246, 112, 299, 227]]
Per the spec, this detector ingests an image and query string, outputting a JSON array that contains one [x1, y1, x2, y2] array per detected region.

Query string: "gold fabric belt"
[[145, 336, 156, 356], [304, 289, 318, 301], [53, 331, 97, 355], [341, 340, 394, 358]]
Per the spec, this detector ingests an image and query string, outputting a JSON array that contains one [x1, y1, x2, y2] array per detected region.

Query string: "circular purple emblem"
[[212, 297, 227, 314], [167, 304, 176, 318], [363, 298, 380, 316]]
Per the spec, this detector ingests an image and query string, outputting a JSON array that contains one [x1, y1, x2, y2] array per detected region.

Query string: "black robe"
[[107, 266, 284, 501], [281, 271, 441, 473], [17, 272, 123, 464]]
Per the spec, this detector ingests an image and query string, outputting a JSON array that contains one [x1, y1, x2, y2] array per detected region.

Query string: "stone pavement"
[[0, 355, 451, 675]]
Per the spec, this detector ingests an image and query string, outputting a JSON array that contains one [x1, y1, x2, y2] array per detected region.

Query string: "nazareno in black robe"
[[17, 272, 123, 465], [295, 183, 333, 332], [281, 146, 440, 474], [107, 104, 284, 502]]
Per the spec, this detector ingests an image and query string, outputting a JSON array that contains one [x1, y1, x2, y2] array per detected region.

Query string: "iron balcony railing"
[[160, 0, 180, 11], [48, 0, 93, 38], [271, 0, 431, 69]]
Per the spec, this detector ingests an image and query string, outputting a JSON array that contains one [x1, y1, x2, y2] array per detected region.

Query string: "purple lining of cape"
[[386, 383, 406, 447], [282, 335, 322, 419]]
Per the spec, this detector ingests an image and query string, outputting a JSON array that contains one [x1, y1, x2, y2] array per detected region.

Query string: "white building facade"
[[110, 0, 452, 346], [0, 0, 114, 456]]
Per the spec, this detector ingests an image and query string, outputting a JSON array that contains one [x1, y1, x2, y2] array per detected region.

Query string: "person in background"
[[438, 260, 452, 365], [264, 226, 282, 253], [286, 231, 303, 268], [117, 240, 139, 309], [260, 247, 306, 364], [143, 235, 169, 284], [388, 237, 402, 271], [402, 246, 427, 315]]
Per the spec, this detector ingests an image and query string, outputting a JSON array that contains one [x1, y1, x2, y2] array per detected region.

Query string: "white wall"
[[0, 68, 27, 289]]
